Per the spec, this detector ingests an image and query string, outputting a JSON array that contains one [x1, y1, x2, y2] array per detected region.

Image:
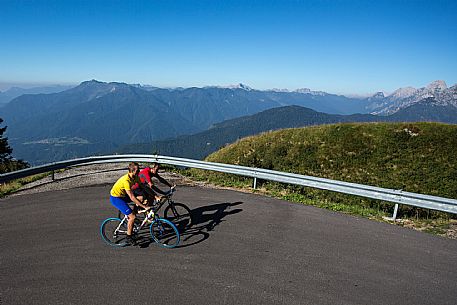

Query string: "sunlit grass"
[[179, 122, 457, 237], [0, 173, 50, 197]]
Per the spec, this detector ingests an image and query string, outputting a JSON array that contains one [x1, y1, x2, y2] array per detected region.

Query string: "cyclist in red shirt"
[[132, 163, 174, 202]]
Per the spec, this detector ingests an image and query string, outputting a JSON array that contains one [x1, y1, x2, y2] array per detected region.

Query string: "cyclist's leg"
[[110, 195, 135, 235], [141, 185, 159, 204]]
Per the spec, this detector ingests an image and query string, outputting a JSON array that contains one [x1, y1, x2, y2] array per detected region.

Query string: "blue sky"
[[1, 0, 456, 94]]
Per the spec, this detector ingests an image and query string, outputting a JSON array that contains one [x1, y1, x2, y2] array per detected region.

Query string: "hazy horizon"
[[1, 78, 456, 97]]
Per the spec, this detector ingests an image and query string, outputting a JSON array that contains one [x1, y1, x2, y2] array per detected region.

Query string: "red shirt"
[[131, 167, 152, 190], [138, 167, 152, 184]]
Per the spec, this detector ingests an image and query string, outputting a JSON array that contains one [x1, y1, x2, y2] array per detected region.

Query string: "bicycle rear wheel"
[[100, 218, 128, 247], [149, 219, 180, 248], [164, 202, 193, 230]]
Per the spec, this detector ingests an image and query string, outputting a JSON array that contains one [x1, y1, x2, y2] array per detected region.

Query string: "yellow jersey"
[[110, 174, 140, 197]]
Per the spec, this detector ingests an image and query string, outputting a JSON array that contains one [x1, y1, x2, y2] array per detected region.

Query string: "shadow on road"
[[137, 201, 243, 249]]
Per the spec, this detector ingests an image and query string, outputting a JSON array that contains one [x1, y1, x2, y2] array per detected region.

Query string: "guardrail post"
[[382, 203, 401, 222], [392, 203, 399, 221], [51, 170, 55, 181], [253, 177, 257, 189]]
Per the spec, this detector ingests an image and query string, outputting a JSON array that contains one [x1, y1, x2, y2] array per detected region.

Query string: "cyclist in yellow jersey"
[[109, 162, 149, 245]]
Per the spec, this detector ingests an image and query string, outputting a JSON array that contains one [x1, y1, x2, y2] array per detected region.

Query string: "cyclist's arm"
[[150, 183, 167, 195], [155, 173, 173, 188], [144, 176, 168, 195], [126, 189, 148, 209], [140, 183, 159, 197]]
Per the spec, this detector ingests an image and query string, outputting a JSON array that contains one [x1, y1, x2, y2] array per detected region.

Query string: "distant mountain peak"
[[80, 79, 105, 86], [387, 80, 449, 99], [271, 88, 291, 93], [295, 88, 311, 94], [229, 83, 252, 91], [389, 86, 417, 99], [371, 92, 385, 99], [76, 80, 133, 92], [269, 88, 328, 96], [426, 80, 447, 91], [369, 80, 456, 115], [204, 83, 253, 91]]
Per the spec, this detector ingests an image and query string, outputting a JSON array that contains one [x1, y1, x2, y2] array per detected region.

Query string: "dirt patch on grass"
[[393, 218, 457, 239]]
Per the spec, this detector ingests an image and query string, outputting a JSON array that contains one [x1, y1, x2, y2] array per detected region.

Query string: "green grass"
[[0, 173, 50, 197], [181, 122, 457, 234], [269, 188, 387, 218]]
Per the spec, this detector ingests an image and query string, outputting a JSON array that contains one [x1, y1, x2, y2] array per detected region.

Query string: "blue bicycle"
[[100, 205, 180, 248]]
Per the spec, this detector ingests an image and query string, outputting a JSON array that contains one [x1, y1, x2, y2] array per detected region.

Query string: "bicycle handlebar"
[[137, 207, 152, 214], [166, 187, 176, 196]]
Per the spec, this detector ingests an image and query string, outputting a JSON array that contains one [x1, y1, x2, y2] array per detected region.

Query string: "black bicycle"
[[118, 187, 193, 231]]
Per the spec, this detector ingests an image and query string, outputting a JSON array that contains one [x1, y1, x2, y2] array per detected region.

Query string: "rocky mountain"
[[387, 97, 457, 124], [367, 80, 457, 115]]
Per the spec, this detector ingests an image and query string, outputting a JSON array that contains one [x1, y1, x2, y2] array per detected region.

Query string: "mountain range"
[[0, 79, 455, 165], [116, 105, 379, 159], [365, 80, 457, 115], [0, 85, 74, 107], [117, 103, 457, 160]]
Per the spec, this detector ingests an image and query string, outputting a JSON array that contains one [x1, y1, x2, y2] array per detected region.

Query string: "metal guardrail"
[[1, 154, 457, 216]]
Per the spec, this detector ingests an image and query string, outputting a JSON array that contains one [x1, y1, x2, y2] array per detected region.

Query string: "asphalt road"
[[1, 185, 456, 305]]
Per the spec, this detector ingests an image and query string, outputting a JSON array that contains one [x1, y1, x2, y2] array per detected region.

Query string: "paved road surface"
[[1, 185, 456, 305]]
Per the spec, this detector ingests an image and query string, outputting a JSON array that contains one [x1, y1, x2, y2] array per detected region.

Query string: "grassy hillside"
[[116, 105, 379, 159], [188, 122, 457, 220], [117, 103, 457, 162]]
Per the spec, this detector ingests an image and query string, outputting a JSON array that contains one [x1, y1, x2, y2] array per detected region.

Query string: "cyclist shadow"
[[176, 201, 243, 248], [137, 201, 243, 249]]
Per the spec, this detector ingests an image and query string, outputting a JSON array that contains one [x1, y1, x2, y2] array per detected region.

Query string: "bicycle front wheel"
[[149, 218, 180, 248], [100, 218, 128, 247], [164, 202, 193, 230]]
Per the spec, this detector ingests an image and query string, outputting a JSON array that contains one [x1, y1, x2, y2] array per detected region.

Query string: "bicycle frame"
[[116, 207, 156, 235], [143, 188, 177, 215], [101, 192, 180, 248]]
